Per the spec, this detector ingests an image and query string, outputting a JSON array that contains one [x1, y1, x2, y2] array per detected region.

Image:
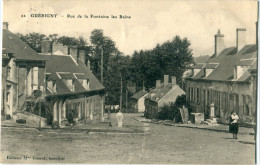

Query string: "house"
[[1, 22, 105, 127], [131, 89, 148, 113], [2, 22, 46, 120], [184, 27, 257, 124], [144, 75, 185, 119], [39, 41, 105, 126]]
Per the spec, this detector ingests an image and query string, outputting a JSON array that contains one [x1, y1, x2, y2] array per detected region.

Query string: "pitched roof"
[[147, 83, 185, 104], [2, 29, 46, 61], [131, 90, 148, 99], [190, 63, 205, 69], [189, 44, 257, 82], [40, 54, 104, 96]]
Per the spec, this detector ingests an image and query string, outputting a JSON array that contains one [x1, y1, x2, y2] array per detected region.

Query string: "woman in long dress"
[[229, 111, 239, 139]]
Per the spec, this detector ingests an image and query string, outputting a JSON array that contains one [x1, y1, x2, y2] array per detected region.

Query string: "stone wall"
[[15, 111, 47, 127]]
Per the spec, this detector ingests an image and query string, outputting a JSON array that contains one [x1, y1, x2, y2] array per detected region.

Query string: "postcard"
[[1, 0, 257, 164]]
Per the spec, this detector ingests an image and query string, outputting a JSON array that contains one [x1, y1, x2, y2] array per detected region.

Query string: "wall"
[[18, 67, 27, 111], [186, 78, 253, 123], [16, 111, 47, 127], [137, 96, 146, 112]]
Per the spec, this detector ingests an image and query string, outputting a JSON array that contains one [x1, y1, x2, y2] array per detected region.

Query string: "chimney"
[[79, 50, 86, 64], [164, 75, 169, 87], [52, 43, 69, 55], [3, 22, 8, 30], [156, 80, 161, 88], [171, 76, 176, 87], [236, 28, 246, 53], [70, 46, 78, 62], [215, 29, 225, 57], [41, 40, 51, 54]]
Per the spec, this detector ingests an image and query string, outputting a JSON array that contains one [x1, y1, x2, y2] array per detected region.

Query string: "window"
[[47, 81, 53, 91], [66, 79, 74, 91], [82, 79, 89, 90], [197, 88, 200, 103]]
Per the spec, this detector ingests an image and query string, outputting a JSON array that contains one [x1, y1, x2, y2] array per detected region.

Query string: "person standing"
[[229, 112, 239, 139]]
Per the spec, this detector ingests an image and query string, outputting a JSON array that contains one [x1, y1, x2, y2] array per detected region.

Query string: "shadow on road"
[[238, 141, 255, 145], [222, 137, 235, 140]]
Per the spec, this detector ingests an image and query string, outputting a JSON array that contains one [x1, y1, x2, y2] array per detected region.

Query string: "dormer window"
[[82, 79, 89, 90], [205, 69, 214, 77], [66, 79, 75, 91], [235, 65, 250, 79]]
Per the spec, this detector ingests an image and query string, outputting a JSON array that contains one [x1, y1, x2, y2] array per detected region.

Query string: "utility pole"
[[100, 46, 104, 84], [120, 76, 123, 109], [126, 87, 128, 111]]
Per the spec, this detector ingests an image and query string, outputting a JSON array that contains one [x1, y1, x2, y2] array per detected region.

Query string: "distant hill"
[[194, 55, 210, 63]]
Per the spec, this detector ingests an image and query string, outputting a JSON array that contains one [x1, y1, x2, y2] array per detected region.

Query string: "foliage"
[[16, 31, 194, 109], [157, 103, 179, 120], [129, 36, 194, 89], [157, 95, 192, 121]]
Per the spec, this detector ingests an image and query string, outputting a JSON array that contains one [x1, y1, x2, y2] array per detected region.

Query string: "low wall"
[[14, 111, 47, 127]]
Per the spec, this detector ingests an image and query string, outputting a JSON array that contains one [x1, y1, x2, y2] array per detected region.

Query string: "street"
[[1, 113, 255, 164]]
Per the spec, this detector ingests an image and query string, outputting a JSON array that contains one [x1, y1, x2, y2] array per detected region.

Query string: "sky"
[[3, 0, 258, 57]]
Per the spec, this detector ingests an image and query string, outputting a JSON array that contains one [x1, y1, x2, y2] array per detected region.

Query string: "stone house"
[[144, 75, 185, 119], [1, 22, 105, 126], [40, 41, 105, 126], [2, 22, 46, 120], [185, 28, 257, 124], [131, 89, 148, 113]]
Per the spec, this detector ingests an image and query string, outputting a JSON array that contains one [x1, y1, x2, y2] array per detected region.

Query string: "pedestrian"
[[229, 111, 239, 139]]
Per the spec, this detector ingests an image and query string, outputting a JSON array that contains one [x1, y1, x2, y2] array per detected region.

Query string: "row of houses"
[[2, 22, 105, 126], [132, 25, 257, 125], [184, 27, 257, 124]]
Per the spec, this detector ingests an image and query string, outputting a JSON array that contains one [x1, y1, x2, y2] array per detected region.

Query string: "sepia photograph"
[[0, 0, 258, 164]]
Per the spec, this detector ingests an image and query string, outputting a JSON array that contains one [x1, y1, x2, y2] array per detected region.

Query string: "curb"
[[163, 124, 254, 136], [88, 132, 149, 135], [1, 126, 40, 132], [134, 117, 254, 136]]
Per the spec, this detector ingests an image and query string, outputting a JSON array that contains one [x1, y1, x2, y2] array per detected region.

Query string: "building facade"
[[131, 89, 148, 113], [145, 75, 185, 119], [1, 22, 105, 126], [185, 28, 257, 124], [2, 23, 46, 120]]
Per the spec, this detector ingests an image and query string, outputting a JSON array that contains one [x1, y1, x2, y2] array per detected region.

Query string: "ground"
[[1, 113, 255, 164]]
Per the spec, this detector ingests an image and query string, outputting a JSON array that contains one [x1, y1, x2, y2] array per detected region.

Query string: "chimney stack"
[[236, 28, 246, 53], [164, 75, 169, 87], [215, 29, 225, 57], [52, 43, 69, 55], [79, 50, 86, 64], [171, 76, 176, 87], [3, 22, 9, 30], [70, 46, 78, 63], [156, 80, 161, 88], [41, 40, 51, 54]]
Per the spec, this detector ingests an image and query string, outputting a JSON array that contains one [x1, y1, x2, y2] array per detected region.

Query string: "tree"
[[17, 33, 47, 52], [130, 35, 193, 89]]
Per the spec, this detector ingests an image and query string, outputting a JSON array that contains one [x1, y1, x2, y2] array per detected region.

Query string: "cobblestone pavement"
[[1, 113, 255, 164]]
